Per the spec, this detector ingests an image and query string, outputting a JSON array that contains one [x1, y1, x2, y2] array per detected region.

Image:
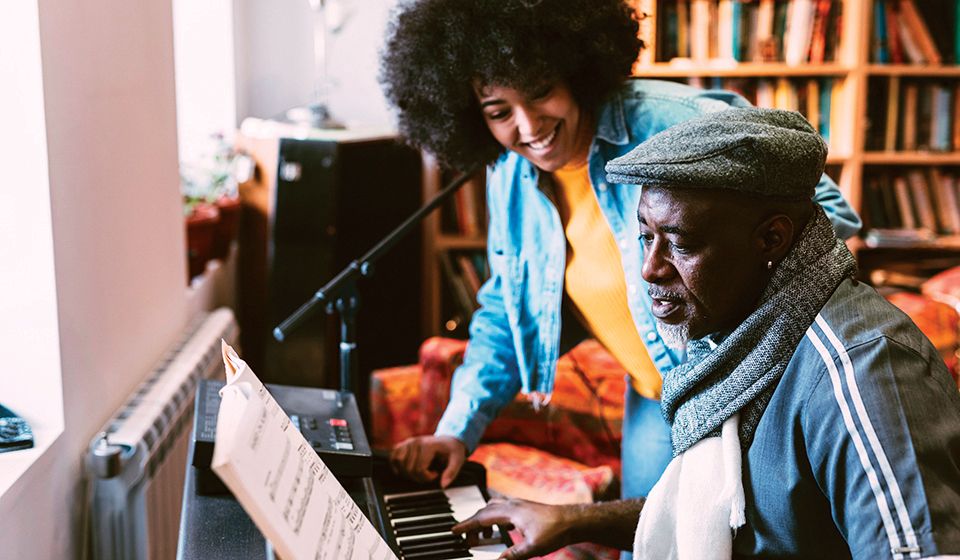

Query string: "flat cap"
[[605, 107, 826, 199]]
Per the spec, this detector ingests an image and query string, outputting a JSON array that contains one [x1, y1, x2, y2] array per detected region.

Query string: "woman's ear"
[[755, 214, 795, 264]]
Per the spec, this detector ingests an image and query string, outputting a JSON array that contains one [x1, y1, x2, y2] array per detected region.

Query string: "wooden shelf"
[[862, 152, 960, 165], [435, 235, 487, 250], [865, 64, 960, 77], [634, 62, 851, 78]]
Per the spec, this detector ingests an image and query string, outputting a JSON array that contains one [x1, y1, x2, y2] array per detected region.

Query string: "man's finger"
[[499, 540, 542, 560], [451, 507, 512, 534]]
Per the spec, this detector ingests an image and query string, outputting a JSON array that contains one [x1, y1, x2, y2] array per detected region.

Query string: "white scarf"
[[632, 415, 746, 559]]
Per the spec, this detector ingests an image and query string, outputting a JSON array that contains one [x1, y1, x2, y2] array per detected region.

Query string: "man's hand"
[[389, 435, 466, 487], [452, 498, 578, 560]]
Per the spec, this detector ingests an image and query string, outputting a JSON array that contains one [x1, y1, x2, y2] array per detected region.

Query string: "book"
[[784, 0, 816, 66], [894, 174, 918, 229], [878, 174, 903, 229], [690, 0, 711, 62], [928, 167, 960, 235], [808, 0, 833, 64], [456, 253, 484, 297], [907, 168, 938, 231], [885, 0, 905, 63], [930, 84, 952, 151], [901, 81, 919, 151], [212, 342, 397, 560], [819, 77, 833, 141], [884, 76, 901, 151], [806, 79, 821, 134], [718, 0, 736, 61], [899, 0, 942, 64], [438, 250, 477, 316], [896, 8, 927, 63], [935, 171, 960, 234], [755, 0, 777, 61], [873, 0, 890, 62], [676, 0, 690, 58]]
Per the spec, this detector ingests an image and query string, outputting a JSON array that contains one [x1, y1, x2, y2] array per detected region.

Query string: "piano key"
[[395, 520, 456, 538], [400, 550, 472, 560], [383, 484, 509, 559], [389, 503, 454, 519]]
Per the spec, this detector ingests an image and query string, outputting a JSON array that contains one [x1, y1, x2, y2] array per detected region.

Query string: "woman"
[[379, 0, 860, 537]]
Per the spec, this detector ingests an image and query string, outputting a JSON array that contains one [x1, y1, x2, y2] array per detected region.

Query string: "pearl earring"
[[767, 260, 774, 270]]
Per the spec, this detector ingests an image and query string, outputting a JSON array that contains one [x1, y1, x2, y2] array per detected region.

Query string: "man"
[[453, 108, 960, 559]]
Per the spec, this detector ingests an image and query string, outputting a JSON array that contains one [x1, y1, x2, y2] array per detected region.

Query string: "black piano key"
[[389, 504, 453, 519], [394, 515, 457, 531], [385, 490, 447, 505], [387, 502, 451, 512], [395, 520, 456, 538], [400, 537, 467, 554], [400, 550, 472, 560]]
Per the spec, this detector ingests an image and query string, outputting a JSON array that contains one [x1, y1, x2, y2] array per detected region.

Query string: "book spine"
[[894, 174, 918, 229], [873, 0, 890, 63], [899, 0, 942, 64], [884, 76, 901, 151]]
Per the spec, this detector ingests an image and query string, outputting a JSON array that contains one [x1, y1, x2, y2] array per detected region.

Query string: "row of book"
[[862, 167, 960, 241], [865, 77, 960, 152], [441, 175, 487, 237], [871, 0, 960, 64], [683, 76, 840, 145], [439, 250, 489, 336], [647, 0, 842, 66]]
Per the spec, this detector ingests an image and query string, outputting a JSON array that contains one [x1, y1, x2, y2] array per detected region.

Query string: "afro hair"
[[379, 0, 641, 170]]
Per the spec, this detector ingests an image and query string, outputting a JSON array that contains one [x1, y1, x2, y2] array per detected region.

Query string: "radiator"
[[86, 308, 238, 560]]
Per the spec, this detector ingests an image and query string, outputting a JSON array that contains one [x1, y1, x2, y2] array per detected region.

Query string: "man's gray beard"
[[656, 320, 689, 351]]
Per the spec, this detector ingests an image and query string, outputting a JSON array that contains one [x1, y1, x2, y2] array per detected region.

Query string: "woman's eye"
[[530, 85, 553, 100], [486, 110, 509, 120]]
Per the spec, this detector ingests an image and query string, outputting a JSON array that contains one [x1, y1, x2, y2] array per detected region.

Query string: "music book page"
[[212, 341, 396, 560]]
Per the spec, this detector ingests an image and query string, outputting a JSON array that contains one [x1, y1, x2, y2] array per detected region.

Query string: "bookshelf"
[[421, 153, 489, 338], [421, 0, 960, 336], [633, 0, 960, 280]]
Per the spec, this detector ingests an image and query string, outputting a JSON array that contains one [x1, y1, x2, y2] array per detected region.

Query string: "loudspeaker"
[[236, 123, 422, 412]]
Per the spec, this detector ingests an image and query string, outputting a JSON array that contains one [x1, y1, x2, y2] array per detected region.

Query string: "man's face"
[[638, 186, 770, 347]]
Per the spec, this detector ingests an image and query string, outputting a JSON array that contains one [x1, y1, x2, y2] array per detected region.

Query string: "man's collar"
[[594, 90, 630, 146]]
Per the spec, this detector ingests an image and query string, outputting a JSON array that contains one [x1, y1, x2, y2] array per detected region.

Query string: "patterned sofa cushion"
[[884, 291, 959, 385], [469, 442, 616, 505], [416, 337, 626, 475]]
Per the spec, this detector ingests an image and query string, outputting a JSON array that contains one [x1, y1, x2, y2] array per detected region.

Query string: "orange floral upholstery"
[[885, 291, 960, 386], [369, 364, 422, 450], [469, 443, 616, 505], [923, 266, 960, 311]]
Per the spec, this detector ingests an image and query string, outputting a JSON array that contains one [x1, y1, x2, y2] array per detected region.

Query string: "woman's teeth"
[[527, 128, 557, 150]]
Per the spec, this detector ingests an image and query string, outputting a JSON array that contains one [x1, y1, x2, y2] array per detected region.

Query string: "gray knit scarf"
[[660, 207, 857, 455]]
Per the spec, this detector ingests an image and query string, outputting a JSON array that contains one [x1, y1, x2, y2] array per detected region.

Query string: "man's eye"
[[670, 242, 692, 254], [638, 233, 653, 245]]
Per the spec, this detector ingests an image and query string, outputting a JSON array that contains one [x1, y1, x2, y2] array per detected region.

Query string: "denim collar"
[[594, 90, 631, 146]]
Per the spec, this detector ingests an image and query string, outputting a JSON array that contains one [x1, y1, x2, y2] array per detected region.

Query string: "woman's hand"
[[389, 435, 467, 488]]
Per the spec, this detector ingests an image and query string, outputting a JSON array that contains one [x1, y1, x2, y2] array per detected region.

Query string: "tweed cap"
[[605, 107, 827, 199]]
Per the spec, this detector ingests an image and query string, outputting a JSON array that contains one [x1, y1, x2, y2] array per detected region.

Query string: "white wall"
[[234, 0, 396, 127], [0, 0, 187, 557]]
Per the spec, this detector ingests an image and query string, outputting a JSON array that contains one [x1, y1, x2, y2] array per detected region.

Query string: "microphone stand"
[[273, 162, 480, 403]]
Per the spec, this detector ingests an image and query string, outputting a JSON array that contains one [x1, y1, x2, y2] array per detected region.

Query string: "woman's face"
[[474, 82, 594, 172]]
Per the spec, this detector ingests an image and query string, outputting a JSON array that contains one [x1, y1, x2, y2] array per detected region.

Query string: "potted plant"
[[181, 133, 251, 281]]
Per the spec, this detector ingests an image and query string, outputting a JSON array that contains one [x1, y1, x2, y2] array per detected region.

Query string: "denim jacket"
[[435, 79, 862, 451]]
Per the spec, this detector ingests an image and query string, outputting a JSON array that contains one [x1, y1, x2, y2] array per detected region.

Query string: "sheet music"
[[212, 341, 396, 560]]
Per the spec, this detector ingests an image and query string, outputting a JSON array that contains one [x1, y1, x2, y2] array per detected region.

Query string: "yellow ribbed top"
[[553, 162, 661, 399]]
